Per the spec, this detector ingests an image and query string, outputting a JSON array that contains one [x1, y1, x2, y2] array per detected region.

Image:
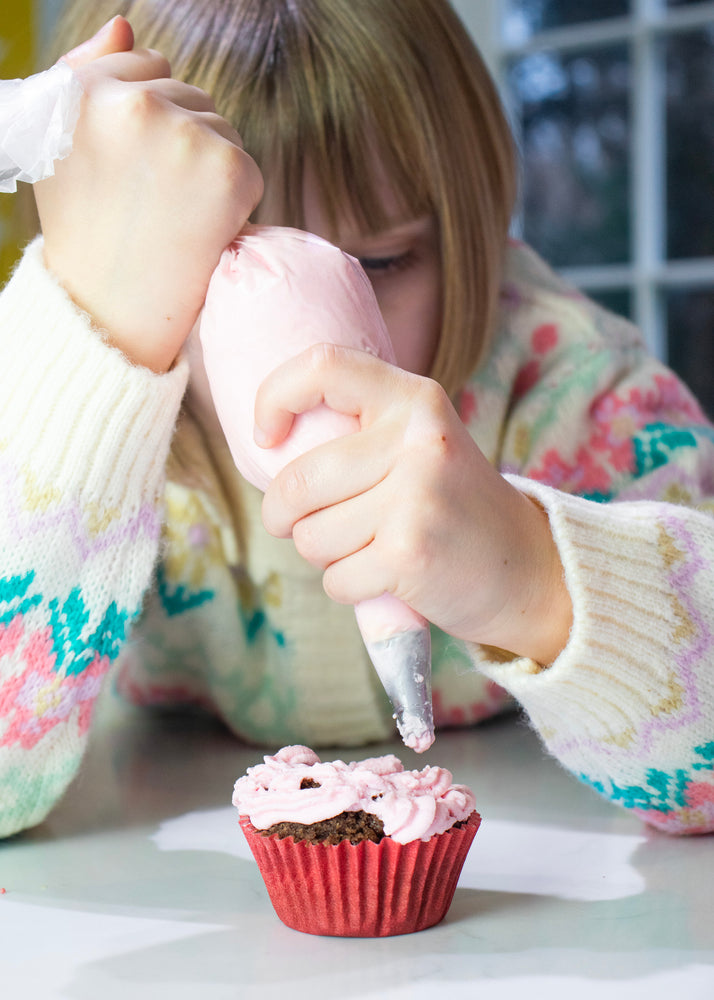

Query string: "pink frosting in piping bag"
[[200, 226, 434, 751]]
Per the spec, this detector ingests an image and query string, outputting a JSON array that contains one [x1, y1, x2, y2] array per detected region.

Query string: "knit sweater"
[[1, 237, 714, 839]]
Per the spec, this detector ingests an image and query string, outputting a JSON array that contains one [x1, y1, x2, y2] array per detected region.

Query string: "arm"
[[0, 240, 187, 837], [0, 18, 262, 836], [465, 241, 714, 834], [252, 244, 714, 833]]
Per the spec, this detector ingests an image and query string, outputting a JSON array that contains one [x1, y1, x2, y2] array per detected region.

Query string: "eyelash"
[[358, 250, 416, 276]]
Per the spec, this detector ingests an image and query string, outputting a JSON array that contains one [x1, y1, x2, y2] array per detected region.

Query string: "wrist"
[[515, 495, 573, 665], [476, 492, 573, 666], [40, 241, 187, 373]]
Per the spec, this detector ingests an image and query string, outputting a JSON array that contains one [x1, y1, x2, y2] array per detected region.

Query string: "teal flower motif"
[[633, 423, 700, 478], [156, 564, 214, 618], [48, 587, 132, 675], [0, 571, 41, 625]]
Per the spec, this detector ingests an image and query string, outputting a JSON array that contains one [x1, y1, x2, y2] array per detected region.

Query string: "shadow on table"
[[56, 878, 714, 1000]]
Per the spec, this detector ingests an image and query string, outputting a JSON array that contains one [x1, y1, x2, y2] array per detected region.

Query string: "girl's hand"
[[256, 345, 573, 665], [34, 17, 263, 372]]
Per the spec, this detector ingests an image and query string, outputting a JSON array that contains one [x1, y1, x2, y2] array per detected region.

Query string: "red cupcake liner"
[[239, 810, 481, 937]]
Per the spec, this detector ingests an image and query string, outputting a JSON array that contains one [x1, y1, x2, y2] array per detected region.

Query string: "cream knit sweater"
[[1, 237, 714, 838]]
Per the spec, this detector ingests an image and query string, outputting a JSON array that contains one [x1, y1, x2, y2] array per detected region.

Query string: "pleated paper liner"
[[239, 810, 481, 937]]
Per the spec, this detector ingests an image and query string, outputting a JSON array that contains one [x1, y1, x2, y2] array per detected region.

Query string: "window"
[[488, 0, 714, 417]]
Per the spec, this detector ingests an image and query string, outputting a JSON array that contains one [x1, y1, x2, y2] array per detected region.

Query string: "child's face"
[[300, 169, 443, 377]]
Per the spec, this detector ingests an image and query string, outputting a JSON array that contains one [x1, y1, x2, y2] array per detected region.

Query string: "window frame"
[[477, 0, 714, 360]]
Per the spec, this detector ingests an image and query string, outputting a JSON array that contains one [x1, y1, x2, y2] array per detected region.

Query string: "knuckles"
[[304, 342, 346, 377], [262, 462, 315, 539], [321, 567, 353, 606], [291, 516, 328, 569], [381, 507, 434, 583]]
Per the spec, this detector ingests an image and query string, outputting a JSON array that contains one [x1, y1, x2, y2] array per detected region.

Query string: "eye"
[[358, 251, 415, 275]]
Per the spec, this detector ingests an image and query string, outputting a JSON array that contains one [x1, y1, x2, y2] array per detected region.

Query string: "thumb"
[[61, 15, 134, 70]]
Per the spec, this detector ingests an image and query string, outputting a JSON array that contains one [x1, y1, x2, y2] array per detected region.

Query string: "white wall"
[[449, 0, 499, 75]]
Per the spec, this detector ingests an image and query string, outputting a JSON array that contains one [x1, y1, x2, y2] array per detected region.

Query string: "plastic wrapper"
[[0, 60, 83, 193]]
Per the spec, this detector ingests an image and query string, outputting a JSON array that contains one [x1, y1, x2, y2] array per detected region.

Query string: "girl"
[[1, 1, 713, 838]]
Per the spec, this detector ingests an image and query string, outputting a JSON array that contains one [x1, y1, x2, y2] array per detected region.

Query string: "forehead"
[[250, 89, 431, 237], [299, 156, 413, 243]]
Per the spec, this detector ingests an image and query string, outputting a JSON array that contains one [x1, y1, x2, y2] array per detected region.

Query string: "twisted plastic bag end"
[[0, 60, 83, 193]]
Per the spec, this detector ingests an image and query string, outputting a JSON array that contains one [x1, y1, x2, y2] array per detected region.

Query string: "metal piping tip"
[[364, 626, 434, 753]]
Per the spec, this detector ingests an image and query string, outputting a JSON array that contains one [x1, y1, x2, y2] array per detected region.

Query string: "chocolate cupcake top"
[[232, 745, 476, 844]]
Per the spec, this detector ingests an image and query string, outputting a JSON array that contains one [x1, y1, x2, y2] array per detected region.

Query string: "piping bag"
[[200, 228, 435, 752], [0, 64, 435, 752]]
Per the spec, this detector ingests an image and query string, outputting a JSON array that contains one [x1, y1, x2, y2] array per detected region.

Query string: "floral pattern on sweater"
[[2, 236, 714, 838]]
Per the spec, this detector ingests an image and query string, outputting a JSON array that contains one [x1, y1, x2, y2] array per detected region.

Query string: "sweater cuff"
[[469, 475, 696, 762], [0, 238, 189, 509]]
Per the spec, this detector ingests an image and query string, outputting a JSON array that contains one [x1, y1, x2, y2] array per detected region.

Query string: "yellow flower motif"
[[662, 482, 692, 506], [34, 673, 64, 717], [163, 487, 226, 589], [512, 422, 531, 464], [263, 572, 283, 609]]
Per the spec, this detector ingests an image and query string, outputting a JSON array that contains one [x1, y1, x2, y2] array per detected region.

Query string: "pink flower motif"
[[527, 367, 708, 497], [0, 616, 24, 659], [635, 799, 714, 835], [0, 616, 110, 750], [529, 445, 617, 495], [652, 373, 707, 423], [116, 670, 211, 711], [532, 322, 558, 354], [432, 681, 510, 729], [513, 359, 540, 401], [458, 388, 477, 425], [685, 780, 714, 808]]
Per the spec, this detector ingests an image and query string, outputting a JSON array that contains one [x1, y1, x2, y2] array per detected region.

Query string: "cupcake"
[[232, 745, 480, 937]]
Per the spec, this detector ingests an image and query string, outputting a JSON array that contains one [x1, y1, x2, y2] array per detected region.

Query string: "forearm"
[[0, 241, 188, 836], [471, 476, 714, 834]]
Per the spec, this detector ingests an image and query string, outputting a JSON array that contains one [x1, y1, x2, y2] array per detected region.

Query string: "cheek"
[[378, 270, 442, 376]]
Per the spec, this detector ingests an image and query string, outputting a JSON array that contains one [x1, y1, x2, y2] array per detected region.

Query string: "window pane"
[[666, 287, 714, 418], [665, 27, 714, 259], [507, 45, 631, 267], [504, 0, 629, 42], [588, 288, 632, 319]]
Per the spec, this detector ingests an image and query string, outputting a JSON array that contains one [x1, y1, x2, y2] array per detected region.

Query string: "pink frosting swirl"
[[232, 745, 476, 844]]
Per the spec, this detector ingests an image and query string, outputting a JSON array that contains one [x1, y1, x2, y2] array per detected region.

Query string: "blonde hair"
[[44, 0, 516, 395]]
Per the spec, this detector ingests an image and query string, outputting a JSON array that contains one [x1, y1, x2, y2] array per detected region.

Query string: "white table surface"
[[2, 686, 714, 1000]]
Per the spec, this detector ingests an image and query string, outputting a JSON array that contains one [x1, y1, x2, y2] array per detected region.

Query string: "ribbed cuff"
[[0, 238, 189, 510], [470, 475, 695, 766]]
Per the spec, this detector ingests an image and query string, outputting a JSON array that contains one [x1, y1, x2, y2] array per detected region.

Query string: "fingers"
[[79, 47, 172, 84], [35, 20, 263, 373], [291, 487, 378, 571], [62, 15, 135, 69], [137, 78, 216, 113], [321, 541, 397, 607], [290, 481, 425, 609], [254, 344, 408, 448], [262, 423, 392, 538]]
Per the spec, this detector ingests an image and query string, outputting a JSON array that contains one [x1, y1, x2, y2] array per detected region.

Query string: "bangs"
[[217, 2, 435, 237]]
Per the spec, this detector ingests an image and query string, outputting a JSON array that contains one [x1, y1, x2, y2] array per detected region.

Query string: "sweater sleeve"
[[0, 239, 188, 837], [466, 243, 714, 834]]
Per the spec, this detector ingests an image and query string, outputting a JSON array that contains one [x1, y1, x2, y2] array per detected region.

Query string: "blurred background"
[[457, 0, 714, 417], [2, 0, 713, 415]]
